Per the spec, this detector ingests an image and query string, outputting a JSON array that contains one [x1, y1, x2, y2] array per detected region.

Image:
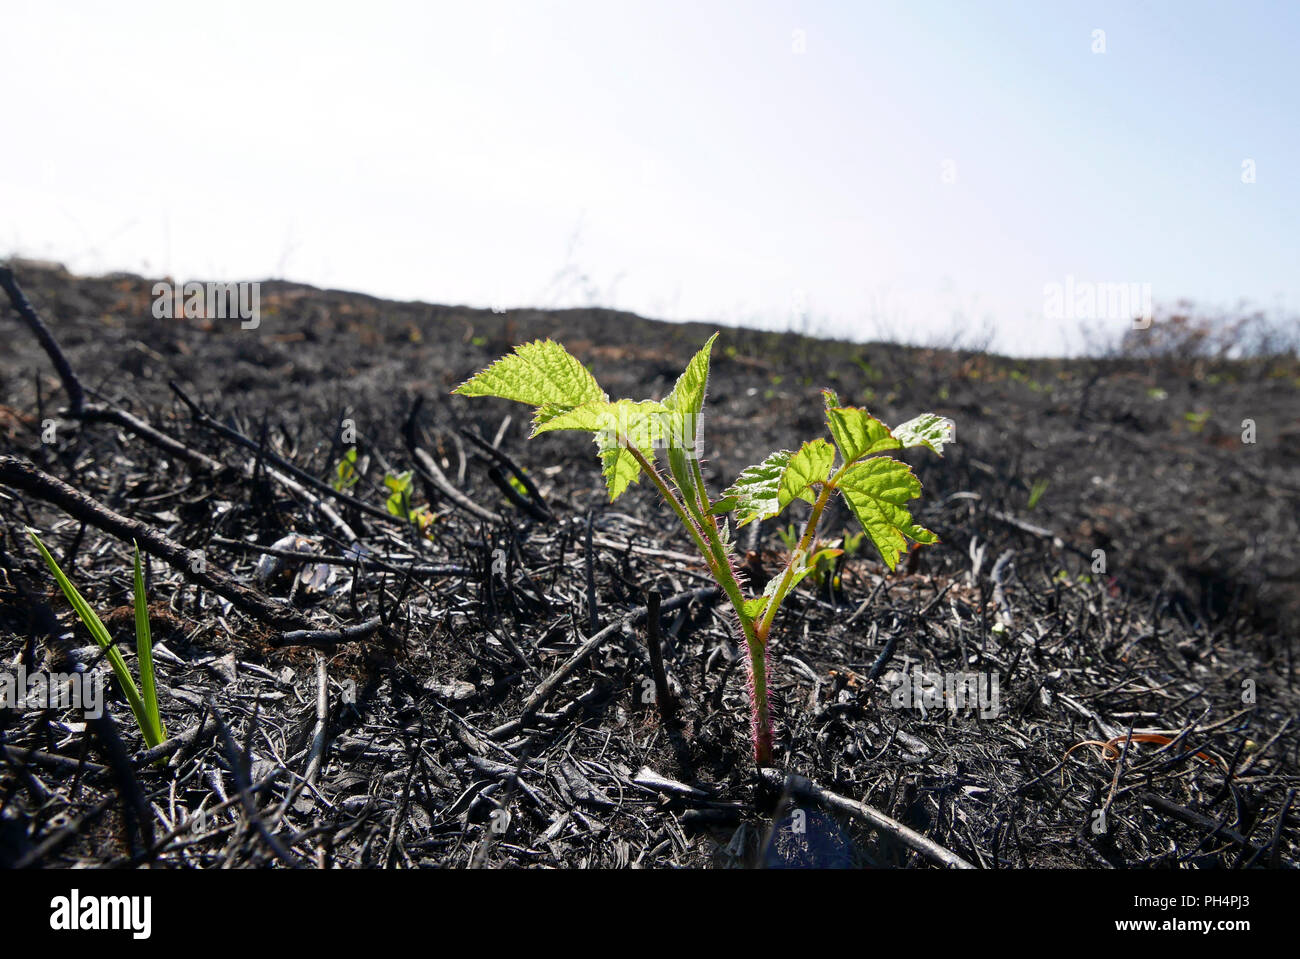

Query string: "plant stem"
[[757, 479, 837, 640], [747, 638, 773, 765], [644, 590, 675, 721], [629, 446, 774, 764]]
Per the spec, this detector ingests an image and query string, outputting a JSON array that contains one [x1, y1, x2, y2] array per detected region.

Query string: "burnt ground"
[[0, 259, 1297, 869]]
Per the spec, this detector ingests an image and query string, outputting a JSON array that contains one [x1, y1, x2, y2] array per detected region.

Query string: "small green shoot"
[[453, 336, 953, 766], [1027, 478, 1050, 510], [1184, 410, 1211, 433], [333, 447, 360, 492], [28, 532, 167, 747], [383, 470, 435, 536]]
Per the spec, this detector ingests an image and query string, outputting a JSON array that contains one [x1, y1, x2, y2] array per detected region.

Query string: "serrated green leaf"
[[534, 399, 668, 444], [719, 449, 793, 526], [742, 595, 771, 620], [836, 457, 938, 570], [663, 333, 717, 461], [453, 339, 607, 409], [529, 401, 609, 436], [597, 443, 642, 500], [663, 333, 717, 418], [824, 406, 901, 463], [890, 413, 954, 455], [535, 399, 670, 500], [821, 388, 842, 410], [778, 439, 835, 510]]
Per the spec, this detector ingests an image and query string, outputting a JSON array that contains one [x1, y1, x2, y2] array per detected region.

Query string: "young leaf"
[[133, 543, 166, 746], [778, 439, 835, 509], [533, 398, 668, 448], [535, 399, 671, 500], [384, 470, 415, 518], [27, 531, 151, 741], [598, 443, 643, 501], [890, 413, 955, 455], [334, 447, 359, 491], [836, 457, 938, 570], [452, 339, 607, 409], [718, 449, 793, 527], [662, 332, 718, 458], [824, 405, 901, 463]]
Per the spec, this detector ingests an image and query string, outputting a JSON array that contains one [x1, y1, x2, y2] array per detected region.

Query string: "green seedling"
[[780, 523, 846, 592], [333, 447, 360, 492], [453, 335, 952, 766], [28, 532, 167, 747], [383, 470, 435, 536], [1027, 477, 1050, 510], [809, 528, 868, 592]]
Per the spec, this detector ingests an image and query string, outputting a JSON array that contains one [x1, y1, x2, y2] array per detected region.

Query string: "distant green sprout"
[[453, 335, 953, 766], [333, 447, 360, 492], [778, 522, 860, 592], [28, 532, 166, 747], [383, 470, 434, 535], [1184, 410, 1211, 433], [1027, 478, 1050, 510]]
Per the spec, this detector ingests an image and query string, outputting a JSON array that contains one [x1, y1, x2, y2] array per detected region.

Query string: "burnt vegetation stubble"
[[0, 260, 1297, 868]]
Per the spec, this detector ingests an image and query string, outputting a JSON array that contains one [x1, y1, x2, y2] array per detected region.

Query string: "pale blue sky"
[[2, 1, 1295, 355]]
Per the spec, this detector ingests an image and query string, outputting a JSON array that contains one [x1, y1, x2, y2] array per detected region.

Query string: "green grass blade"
[[28, 530, 151, 740], [133, 542, 166, 746]]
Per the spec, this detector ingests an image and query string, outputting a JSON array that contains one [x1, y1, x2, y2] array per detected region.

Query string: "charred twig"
[[0, 454, 313, 632], [411, 444, 502, 525], [460, 426, 552, 520], [279, 616, 384, 648], [645, 590, 676, 722], [1, 266, 226, 471], [208, 535, 472, 577], [486, 465, 550, 521], [89, 710, 156, 862], [0, 266, 85, 413], [1, 744, 108, 777], [1141, 792, 1270, 857], [585, 511, 598, 634], [517, 586, 718, 719], [168, 381, 400, 527], [758, 769, 976, 869], [404, 396, 503, 524], [131, 709, 210, 767], [207, 698, 304, 867]]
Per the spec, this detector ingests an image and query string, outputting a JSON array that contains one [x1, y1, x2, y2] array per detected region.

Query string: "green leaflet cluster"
[[453, 334, 953, 767], [719, 389, 950, 571], [454, 336, 717, 502]]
